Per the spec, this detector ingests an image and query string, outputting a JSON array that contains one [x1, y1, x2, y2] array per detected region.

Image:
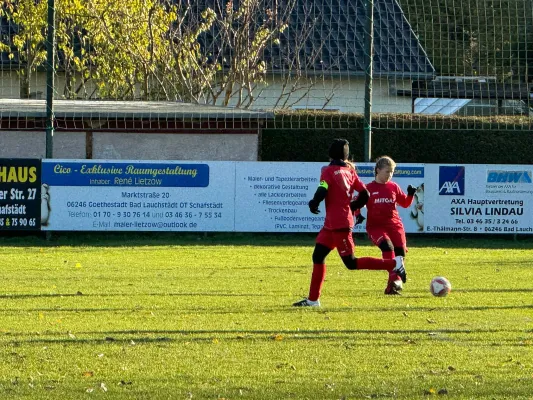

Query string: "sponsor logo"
[[374, 198, 395, 204], [487, 170, 532, 184], [439, 166, 465, 195]]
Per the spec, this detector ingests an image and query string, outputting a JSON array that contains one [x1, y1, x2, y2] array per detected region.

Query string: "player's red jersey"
[[320, 163, 366, 230], [365, 181, 413, 228]]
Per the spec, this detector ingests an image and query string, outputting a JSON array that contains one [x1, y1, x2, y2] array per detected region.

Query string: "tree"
[[151, 0, 297, 107], [0, 0, 333, 109], [0, 0, 48, 98], [0, 0, 98, 99], [76, 0, 176, 100]]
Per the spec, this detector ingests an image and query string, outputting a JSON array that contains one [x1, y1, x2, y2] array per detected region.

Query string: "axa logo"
[[487, 171, 532, 184], [439, 166, 465, 195]]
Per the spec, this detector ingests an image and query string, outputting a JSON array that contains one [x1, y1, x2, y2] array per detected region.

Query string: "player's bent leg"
[[389, 230, 407, 260], [341, 254, 357, 270], [360, 257, 394, 270], [339, 253, 405, 295], [368, 231, 400, 291]]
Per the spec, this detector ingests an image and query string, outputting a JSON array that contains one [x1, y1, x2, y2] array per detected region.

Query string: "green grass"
[[0, 233, 532, 399]]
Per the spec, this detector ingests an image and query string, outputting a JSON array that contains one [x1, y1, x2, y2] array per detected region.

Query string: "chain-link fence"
[[0, 0, 531, 133]]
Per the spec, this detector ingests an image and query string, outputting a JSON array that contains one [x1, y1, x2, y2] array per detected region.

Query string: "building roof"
[[0, 99, 273, 132], [199, 0, 435, 79], [0, 99, 273, 119], [1, 0, 435, 79]]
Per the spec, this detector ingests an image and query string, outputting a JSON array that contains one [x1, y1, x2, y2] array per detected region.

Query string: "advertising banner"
[[424, 164, 533, 234], [234, 162, 425, 233], [41, 160, 235, 231], [39, 160, 533, 234], [235, 162, 324, 232], [0, 159, 41, 231]]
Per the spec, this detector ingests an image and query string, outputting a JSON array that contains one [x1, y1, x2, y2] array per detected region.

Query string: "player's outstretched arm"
[[397, 184, 416, 208]]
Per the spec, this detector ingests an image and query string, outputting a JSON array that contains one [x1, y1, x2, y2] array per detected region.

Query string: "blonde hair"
[[374, 156, 396, 176]]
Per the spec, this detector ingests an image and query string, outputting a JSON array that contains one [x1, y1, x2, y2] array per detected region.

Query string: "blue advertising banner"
[[42, 161, 209, 187], [41, 160, 229, 231], [355, 166, 425, 178]]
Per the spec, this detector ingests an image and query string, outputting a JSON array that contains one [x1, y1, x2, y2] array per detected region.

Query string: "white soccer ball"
[[430, 276, 452, 297]]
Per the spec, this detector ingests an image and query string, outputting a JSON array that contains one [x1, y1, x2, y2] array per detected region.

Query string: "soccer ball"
[[430, 276, 451, 297]]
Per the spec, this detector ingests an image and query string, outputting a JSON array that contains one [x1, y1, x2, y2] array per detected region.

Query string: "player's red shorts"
[[316, 228, 354, 256], [367, 226, 407, 250]]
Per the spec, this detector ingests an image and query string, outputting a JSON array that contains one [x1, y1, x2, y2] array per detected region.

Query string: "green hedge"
[[261, 112, 533, 164]]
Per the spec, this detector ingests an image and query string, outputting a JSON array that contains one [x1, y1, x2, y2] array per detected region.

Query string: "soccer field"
[[0, 233, 532, 399]]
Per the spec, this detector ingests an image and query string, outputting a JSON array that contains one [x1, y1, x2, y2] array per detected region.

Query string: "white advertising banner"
[[40, 160, 533, 234], [41, 160, 235, 231], [234, 162, 324, 232], [423, 164, 533, 234], [234, 162, 425, 233]]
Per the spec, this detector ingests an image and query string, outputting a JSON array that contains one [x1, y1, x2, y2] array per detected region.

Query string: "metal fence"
[[0, 0, 531, 145]]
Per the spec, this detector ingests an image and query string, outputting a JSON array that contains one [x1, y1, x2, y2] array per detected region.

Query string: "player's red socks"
[[382, 251, 394, 260], [381, 252, 401, 281], [381, 251, 397, 281], [308, 263, 326, 301], [357, 257, 395, 271]]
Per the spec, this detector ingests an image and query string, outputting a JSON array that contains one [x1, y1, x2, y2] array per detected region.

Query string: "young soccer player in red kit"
[[293, 139, 406, 307], [363, 156, 417, 295]]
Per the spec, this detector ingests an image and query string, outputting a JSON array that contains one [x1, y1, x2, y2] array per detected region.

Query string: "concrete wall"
[[93, 133, 258, 161], [0, 131, 259, 161], [0, 131, 86, 158]]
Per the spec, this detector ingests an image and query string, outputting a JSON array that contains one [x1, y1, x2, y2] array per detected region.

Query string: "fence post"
[[363, 0, 374, 162], [45, 0, 55, 158]]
